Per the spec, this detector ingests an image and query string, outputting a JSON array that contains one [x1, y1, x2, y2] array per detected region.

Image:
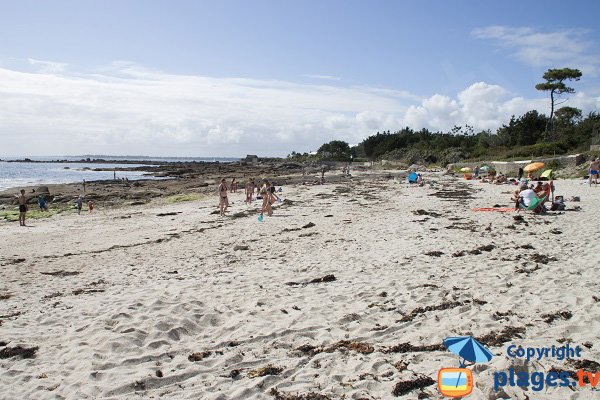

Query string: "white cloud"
[[0, 63, 597, 157], [27, 58, 68, 73], [472, 26, 599, 75], [303, 74, 341, 81]]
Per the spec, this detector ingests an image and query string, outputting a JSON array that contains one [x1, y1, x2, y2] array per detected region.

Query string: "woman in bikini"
[[245, 179, 255, 204], [218, 179, 229, 216], [260, 180, 273, 217]]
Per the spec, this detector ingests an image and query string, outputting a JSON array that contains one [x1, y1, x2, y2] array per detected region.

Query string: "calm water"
[[0, 162, 155, 192], [0, 156, 241, 191]]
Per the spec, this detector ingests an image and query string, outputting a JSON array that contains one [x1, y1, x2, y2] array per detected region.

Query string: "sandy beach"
[[1, 172, 599, 399]]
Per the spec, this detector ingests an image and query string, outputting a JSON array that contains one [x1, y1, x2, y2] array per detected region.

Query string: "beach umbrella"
[[540, 169, 553, 179], [460, 167, 472, 172], [523, 162, 545, 173], [443, 336, 493, 366]]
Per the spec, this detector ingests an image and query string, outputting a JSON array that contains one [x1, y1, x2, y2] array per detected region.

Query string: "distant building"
[[243, 154, 258, 164]]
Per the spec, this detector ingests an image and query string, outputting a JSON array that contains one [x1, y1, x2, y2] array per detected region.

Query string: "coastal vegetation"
[[288, 68, 599, 166]]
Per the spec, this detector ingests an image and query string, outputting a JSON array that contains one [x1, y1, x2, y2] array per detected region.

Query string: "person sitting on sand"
[[493, 173, 507, 184], [517, 185, 548, 212], [512, 184, 527, 203], [533, 181, 544, 195], [88, 200, 94, 214], [16, 189, 28, 226], [589, 157, 599, 186], [218, 179, 229, 216]]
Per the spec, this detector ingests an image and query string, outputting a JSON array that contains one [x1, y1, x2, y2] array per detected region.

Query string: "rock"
[[233, 245, 249, 251]]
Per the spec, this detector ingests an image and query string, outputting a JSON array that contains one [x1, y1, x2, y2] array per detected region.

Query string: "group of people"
[[218, 178, 280, 218], [14, 190, 94, 226], [511, 181, 554, 213]]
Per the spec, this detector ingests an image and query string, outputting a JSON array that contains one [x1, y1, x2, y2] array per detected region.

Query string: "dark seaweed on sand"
[[392, 376, 435, 397], [412, 209, 442, 218], [398, 301, 464, 322], [286, 274, 336, 286], [382, 342, 444, 354], [541, 311, 572, 324], [0, 345, 38, 359], [270, 388, 331, 400], [188, 351, 211, 362], [476, 326, 526, 347], [247, 364, 284, 378], [296, 340, 374, 355], [530, 253, 557, 264], [40, 270, 80, 277]]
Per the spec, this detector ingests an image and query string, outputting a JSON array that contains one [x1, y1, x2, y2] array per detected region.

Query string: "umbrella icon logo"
[[438, 336, 493, 397]]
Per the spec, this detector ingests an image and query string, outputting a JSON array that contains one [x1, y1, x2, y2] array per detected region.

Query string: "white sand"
[[1, 173, 599, 399]]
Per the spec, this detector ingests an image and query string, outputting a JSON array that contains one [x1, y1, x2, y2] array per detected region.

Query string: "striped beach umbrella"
[[443, 336, 493, 366]]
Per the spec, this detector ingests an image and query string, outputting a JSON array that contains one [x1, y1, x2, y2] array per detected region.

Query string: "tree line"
[[287, 68, 599, 165]]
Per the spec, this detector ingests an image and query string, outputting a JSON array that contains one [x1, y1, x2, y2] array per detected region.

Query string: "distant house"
[[243, 154, 258, 164]]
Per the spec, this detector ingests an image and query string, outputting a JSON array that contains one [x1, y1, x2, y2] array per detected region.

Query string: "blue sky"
[[0, 0, 599, 157]]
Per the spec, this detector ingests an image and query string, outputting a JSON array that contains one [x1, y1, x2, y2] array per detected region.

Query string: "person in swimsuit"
[[16, 189, 28, 226], [88, 200, 94, 213], [231, 178, 238, 193], [260, 180, 273, 217], [589, 158, 599, 187], [218, 179, 229, 216], [245, 179, 255, 204]]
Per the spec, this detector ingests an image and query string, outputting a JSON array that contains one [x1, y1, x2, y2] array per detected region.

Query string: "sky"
[[0, 0, 599, 157]]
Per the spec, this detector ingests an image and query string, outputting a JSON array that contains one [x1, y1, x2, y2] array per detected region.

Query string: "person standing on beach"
[[589, 157, 599, 186], [16, 189, 28, 226], [88, 200, 94, 214], [518, 167, 524, 181], [245, 179, 255, 204], [75, 196, 83, 215], [38, 195, 48, 212], [260, 180, 273, 217], [218, 179, 229, 216], [230, 178, 238, 193]]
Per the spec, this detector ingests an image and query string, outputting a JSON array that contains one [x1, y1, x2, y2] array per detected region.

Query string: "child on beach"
[[16, 189, 28, 226], [218, 179, 229, 216], [589, 158, 599, 186], [38, 195, 48, 212]]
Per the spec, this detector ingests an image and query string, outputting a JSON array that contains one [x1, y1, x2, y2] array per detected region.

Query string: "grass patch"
[[166, 193, 205, 203], [0, 206, 66, 222]]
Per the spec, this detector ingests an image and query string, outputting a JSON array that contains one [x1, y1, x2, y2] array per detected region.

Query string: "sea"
[[0, 156, 240, 192]]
